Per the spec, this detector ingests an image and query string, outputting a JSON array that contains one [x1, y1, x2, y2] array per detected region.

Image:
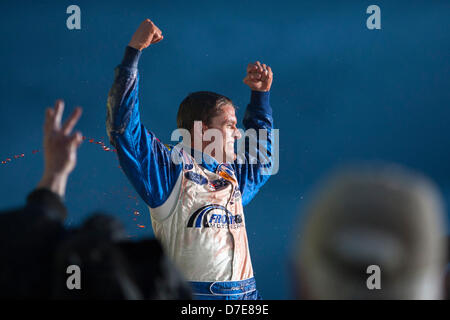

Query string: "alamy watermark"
[[169, 121, 279, 176], [66, 5, 81, 30], [66, 264, 81, 290], [366, 5, 381, 30], [366, 264, 381, 290]]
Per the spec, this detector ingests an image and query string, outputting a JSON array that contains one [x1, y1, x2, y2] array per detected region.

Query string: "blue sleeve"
[[233, 90, 274, 206], [106, 46, 182, 208]]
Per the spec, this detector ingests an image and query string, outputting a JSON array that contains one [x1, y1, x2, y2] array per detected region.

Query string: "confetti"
[[1, 135, 146, 231], [1, 135, 117, 166]]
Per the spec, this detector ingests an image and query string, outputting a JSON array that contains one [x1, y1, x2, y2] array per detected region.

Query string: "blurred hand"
[[243, 61, 273, 92], [128, 19, 163, 51], [38, 100, 83, 197]]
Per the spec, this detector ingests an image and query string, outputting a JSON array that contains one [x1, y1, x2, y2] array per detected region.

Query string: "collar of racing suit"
[[178, 142, 234, 176]]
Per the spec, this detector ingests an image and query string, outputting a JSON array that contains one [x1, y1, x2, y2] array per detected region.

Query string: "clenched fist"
[[129, 19, 163, 51], [243, 61, 273, 92]]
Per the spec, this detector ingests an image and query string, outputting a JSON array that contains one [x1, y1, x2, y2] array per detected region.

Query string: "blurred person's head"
[[294, 164, 447, 299], [52, 214, 192, 300], [445, 236, 450, 299]]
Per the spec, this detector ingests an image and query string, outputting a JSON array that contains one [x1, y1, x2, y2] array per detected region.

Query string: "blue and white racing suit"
[[106, 46, 274, 300]]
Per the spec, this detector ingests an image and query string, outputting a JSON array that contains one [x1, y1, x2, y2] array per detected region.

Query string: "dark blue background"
[[0, 1, 449, 299]]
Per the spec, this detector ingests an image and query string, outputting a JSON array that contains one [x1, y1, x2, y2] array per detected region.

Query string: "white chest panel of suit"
[[149, 148, 253, 282]]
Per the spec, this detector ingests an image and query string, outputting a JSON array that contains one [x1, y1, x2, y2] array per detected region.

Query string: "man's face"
[[205, 104, 242, 163]]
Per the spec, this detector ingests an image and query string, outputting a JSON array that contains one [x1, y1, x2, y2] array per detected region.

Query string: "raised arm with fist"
[[128, 19, 163, 51]]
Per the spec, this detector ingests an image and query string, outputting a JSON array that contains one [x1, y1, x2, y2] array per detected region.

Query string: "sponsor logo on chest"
[[187, 204, 243, 229]]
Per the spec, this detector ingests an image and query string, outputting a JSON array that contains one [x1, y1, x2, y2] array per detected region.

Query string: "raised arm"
[[106, 19, 182, 210], [38, 99, 83, 199], [233, 61, 275, 206]]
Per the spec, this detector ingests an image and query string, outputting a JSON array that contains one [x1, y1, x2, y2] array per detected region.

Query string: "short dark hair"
[[177, 91, 234, 132]]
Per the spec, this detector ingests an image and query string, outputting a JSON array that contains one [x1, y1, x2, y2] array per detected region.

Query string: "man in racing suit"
[[106, 19, 274, 300]]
